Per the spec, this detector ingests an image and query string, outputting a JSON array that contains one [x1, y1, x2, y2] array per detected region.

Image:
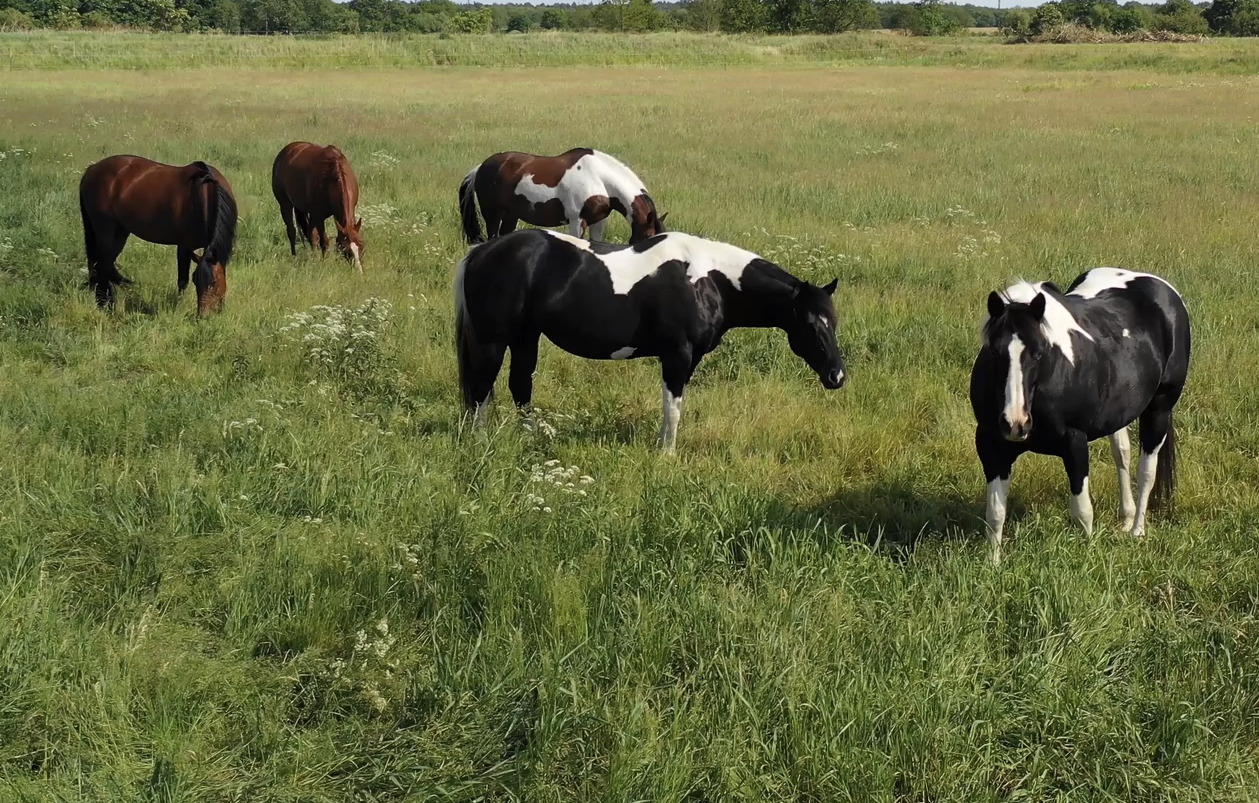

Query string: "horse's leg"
[[177, 245, 195, 293], [1108, 427, 1136, 531], [1061, 428, 1093, 536], [568, 217, 584, 237], [295, 210, 315, 250], [508, 335, 539, 411], [976, 428, 1017, 565], [483, 210, 503, 241], [467, 342, 507, 426], [279, 199, 298, 256], [315, 218, 329, 257], [498, 217, 518, 237], [98, 227, 130, 307], [1130, 406, 1172, 538], [656, 346, 694, 454]]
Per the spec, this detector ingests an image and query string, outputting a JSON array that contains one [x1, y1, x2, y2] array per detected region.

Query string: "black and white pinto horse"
[[454, 229, 846, 451], [970, 268, 1190, 563]]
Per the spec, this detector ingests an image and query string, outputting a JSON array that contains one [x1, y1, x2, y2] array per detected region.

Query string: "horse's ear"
[[987, 291, 1005, 319], [1029, 292, 1047, 321], [657, 212, 668, 224], [355, 218, 362, 231], [822, 278, 838, 296]]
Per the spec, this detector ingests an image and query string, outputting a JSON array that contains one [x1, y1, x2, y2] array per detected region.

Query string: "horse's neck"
[[721, 266, 797, 331], [588, 154, 641, 205], [326, 159, 352, 225]]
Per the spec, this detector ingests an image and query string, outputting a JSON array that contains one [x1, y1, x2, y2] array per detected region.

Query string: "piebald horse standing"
[[458, 148, 667, 245], [455, 228, 846, 452], [78, 154, 237, 316], [271, 141, 364, 271], [971, 268, 1190, 564]]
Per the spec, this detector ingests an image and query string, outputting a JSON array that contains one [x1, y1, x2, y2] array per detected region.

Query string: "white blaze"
[[1002, 337, 1028, 431], [350, 242, 361, 272]]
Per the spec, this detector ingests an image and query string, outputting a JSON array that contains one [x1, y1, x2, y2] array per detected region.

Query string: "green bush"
[[1109, 3, 1148, 32], [539, 7, 567, 28], [1002, 6, 1032, 35], [0, 7, 34, 28], [1029, 1, 1064, 34], [1153, 0, 1208, 32], [911, 0, 961, 35]]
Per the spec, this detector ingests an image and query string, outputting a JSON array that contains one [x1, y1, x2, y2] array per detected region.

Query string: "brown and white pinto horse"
[[79, 155, 237, 316], [458, 148, 667, 245], [271, 142, 363, 271]]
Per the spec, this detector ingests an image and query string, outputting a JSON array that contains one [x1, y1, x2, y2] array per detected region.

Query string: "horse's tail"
[[454, 247, 483, 411], [458, 166, 483, 245], [192, 161, 237, 290], [1152, 415, 1176, 512]]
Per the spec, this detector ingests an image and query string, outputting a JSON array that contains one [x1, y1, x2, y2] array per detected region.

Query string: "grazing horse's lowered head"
[[780, 277, 845, 389], [334, 216, 364, 268]]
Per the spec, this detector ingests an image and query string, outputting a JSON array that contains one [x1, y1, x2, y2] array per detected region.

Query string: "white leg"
[[1129, 435, 1166, 538], [656, 382, 683, 454], [472, 395, 492, 427], [985, 477, 1010, 565], [1069, 475, 1094, 536], [1108, 428, 1135, 530], [589, 218, 608, 242], [568, 218, 583, 237]]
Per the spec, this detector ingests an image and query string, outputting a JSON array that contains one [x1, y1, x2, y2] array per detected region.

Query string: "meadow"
[[2, 30, 1259, 802]]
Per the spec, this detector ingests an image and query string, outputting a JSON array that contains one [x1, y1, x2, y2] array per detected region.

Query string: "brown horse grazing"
[[79, 155, 237, 316], [458, 148, 667, 245], [271, 142, 363, 272]]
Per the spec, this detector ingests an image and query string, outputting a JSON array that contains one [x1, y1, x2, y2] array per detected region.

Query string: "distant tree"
[[911, 0, 961, 34], [719, 0, 765, 31], [448, 5, 490, 31], [207, 0, 239, 29], [592, 0, 625, 28], [0, 6, 34, 25], [811, 0, 877, 31], [1203, 0, 1259, 31], [1152, 0, 1207, 31], [1029, 1, 1064, 33], [623, 0, 663, 29], [1002, 6, 1032, 33], [886, 2, 920, 28], [763, 0, 807, 31], [539, 6, 566, 27], [684, 0, 720, 29], [506, 10, 533, 29], [942, 3, 975, 27]]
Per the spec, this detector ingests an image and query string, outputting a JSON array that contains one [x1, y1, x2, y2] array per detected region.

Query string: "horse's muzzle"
[[821, 369, 846, 390]]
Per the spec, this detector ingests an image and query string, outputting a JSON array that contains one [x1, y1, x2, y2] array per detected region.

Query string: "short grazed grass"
[[2, 33, 1259, 802]]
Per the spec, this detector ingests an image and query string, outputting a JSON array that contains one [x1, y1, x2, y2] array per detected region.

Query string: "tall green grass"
[[1, 52, 1259, 801], [5, 29, 1259, 73]]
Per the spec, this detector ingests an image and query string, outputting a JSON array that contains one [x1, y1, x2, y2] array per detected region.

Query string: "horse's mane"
[[322, 146, 345, 188], [591, 150, 647, 193]]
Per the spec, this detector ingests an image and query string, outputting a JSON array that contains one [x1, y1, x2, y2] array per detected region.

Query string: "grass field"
[[3, 30, 1259, 802]]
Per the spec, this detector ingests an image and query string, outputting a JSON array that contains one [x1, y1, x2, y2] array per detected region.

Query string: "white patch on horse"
[[350, 242, 361, 272], [515, 151, 647, 227], [1109, 428, 1135, 530], [611, 347, 636, 359], [596, 232, 758, 295], [542, 230, 592, 251], [985, 476, 1010, 565], [658, 383, 683, 454], [1068, 267, 1179, 299], [1069, 476, 1094, 535], [1002, 337, 1028, 432], [1000, 281, 1094, 364], [1122, 329, 1130, 338], [1130, 434, 1166, 537]]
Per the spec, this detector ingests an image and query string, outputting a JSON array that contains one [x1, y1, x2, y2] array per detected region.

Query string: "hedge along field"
[[3, 34, 1259, 801]]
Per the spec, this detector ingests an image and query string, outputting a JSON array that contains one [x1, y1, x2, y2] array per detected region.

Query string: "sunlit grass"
[[2, 42, 1259, 801]]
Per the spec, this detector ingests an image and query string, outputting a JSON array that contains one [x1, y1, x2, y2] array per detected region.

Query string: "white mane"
[[588, 151, 647, 199]]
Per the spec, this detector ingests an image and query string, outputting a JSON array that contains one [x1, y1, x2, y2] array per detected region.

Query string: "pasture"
[[2, 31, 1259, 801]]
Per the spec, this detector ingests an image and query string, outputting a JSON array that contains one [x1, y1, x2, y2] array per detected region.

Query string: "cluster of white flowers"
[[0, 236, 12, 255], [393, 542, 423, 582], [222, 417, 263, 439], [36, 247, 57, 259], [279, 298, 392, 371], [748, 230, 863, 277], [944, 205, 977, 223], [370, 150, 400, 170], [858, 141, 899, 156], [525, 460, 594, 513], [356, 203, 401, 228], [0, 147, 30, 162], [521, 407, 575, 440], [323, 618, 399, 714]]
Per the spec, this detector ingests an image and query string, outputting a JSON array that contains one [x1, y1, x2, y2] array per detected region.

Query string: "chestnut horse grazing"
[[79, 155, 237, 315], [459, 148, 667, 245], [271, 142, 363, 271]]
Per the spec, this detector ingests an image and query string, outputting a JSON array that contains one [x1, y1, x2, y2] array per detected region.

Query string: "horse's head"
[[336, 218, 364, 272], [784, 278, 845, 390], [628, 194, 668, 244], [195, 259, 227, 317], [980, 289, 1049, 442]]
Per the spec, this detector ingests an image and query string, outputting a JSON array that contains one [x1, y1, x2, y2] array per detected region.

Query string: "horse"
[[78, 154, 237, 316], [970, 268, 1190, 564], [454, 228, 846, 452], [458, 148, 667, 246], [271, 142, 363, 271]]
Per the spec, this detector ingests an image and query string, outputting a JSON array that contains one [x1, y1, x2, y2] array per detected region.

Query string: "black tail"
[[1151, 415, 1176, 512], [191, 161, 237, 292], [459, 166, 484, 245], [454, 250, 484, 411]]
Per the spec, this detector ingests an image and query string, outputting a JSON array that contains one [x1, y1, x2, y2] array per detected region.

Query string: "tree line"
[[0, 0, 1250, 39]]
